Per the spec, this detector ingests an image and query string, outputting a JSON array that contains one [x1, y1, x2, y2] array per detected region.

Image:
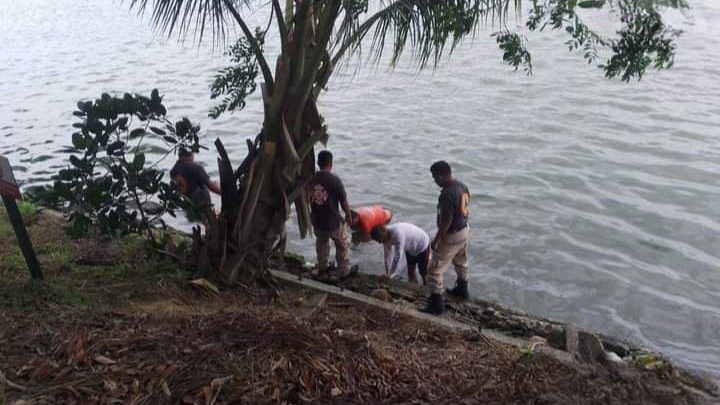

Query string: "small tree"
[[51, 90, 203, 247], [128, 0, 686, 284]]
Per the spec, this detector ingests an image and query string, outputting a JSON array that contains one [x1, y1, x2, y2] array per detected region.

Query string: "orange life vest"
[[351, 205, 393, 239]]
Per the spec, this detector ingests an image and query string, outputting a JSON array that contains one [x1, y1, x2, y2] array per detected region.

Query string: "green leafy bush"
[[208, 30, 264, 119], [50, 90, 203, 245]]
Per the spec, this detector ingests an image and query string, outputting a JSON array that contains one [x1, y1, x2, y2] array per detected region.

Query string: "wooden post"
[[2, 195, 43, 280], [1, 155, 43, 280]]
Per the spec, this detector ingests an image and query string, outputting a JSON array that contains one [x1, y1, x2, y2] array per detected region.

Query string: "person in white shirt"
[[370, 223, 431, 284]]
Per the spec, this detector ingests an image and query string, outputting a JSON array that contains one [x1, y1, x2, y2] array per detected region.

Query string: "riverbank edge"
[[3, 207, 719, 402], [275, 254, 720, 400], [36, 208, 720, 393]]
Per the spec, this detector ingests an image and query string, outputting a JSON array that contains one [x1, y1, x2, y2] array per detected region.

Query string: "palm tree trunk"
[[196, 88, 323, 285], [192, 1, 340, 285]]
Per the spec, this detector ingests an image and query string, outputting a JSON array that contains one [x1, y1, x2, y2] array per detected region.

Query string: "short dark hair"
[[318, 150, 333, 169], [430, 160, 451, 176], [370, 225, 387, 242], [178, 147, 193, 158]]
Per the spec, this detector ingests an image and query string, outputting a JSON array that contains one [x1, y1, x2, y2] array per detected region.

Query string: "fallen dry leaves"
[[0, 289, 703, 405]]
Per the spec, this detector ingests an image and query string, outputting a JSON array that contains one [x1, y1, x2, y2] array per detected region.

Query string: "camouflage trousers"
[[427, 227, 470, 295], [315, 225, 350, 276]]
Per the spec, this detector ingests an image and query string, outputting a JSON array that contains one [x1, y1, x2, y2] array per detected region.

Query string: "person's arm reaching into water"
[[383, 243, 393, 276], [387, 232, 404, 279]]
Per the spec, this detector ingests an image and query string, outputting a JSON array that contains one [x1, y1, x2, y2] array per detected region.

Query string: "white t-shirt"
[[383, 223, 431, 279]]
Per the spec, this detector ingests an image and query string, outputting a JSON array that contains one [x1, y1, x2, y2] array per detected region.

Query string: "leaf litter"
[[0, 287, 703, 405]]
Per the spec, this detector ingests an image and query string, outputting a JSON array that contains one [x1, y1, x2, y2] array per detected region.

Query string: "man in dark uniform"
[[423, 160, 471, 315], [170, 148, 221, 223], [308, 150, 354, 278]]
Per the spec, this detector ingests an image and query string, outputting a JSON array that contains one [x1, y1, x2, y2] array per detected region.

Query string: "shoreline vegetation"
[[1, 206, 718, 404]]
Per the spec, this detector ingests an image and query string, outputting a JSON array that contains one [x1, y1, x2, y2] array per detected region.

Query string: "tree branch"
[[290, 0, 312, 90], [272, 0, 290, 55], [223, 0, 275, 89], [0, 369, 27, 392], [285, 0, 294, 29], [296, 0, 341, 127]]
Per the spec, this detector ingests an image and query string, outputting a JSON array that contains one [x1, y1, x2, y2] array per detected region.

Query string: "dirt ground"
[[2, 287, 708, 405], [0, 208, 713, 404]]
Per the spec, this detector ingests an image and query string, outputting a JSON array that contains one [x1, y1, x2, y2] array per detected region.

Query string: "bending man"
[[371, 223, 431, 284]]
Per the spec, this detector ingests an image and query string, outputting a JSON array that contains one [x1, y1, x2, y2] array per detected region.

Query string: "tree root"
[[0, 369, 27, 392]]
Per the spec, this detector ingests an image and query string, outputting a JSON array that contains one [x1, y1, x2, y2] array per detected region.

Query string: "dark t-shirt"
[[170, 161, 211, 195], [309, 171, 347, 231], [437, 180, 470, 233]]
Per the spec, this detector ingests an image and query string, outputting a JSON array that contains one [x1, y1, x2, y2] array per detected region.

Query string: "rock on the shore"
[[578, 331, 605, 362], [530, 336, 547, 346], [605, 351, 624, 363], [370, 289, 390, 302], [564, 327, 605, 363]]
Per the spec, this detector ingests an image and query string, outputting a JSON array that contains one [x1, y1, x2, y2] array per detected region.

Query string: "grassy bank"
[[0, 202, 184, 312], [0, 206, 714, 404]]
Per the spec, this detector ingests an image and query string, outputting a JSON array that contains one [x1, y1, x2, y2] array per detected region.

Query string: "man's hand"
[[342, 200, 354, 227], [431, 236, 442, 251], [433, 220, 451, 251], [208, 181, 221, 195], [344, 209, 356, 226]]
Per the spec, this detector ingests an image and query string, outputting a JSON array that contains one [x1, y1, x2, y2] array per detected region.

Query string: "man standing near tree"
[[423, 160, 471, 315], [308, 150, 354, 278], [170, 148, 221, 223]]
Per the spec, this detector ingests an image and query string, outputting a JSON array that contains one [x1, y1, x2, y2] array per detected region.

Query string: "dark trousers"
[[406, 246, 431, 284]]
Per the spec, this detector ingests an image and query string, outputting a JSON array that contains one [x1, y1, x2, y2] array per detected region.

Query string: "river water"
[[1, 1, 719, 377]]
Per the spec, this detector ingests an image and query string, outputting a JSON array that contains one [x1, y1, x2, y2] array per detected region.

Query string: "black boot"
[[421, 293, 445, 315], [446, 279, 469, 300]]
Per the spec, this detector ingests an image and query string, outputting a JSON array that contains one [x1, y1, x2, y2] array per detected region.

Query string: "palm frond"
[[128, 0, 275, 85], [128, 0, 245, 41], [333, 0, 369, 59], [332, 0, 521, 69]]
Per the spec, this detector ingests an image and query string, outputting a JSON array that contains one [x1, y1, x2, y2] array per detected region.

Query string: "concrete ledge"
[[270, 269, 474, 332], [270, 269, 576, 365]]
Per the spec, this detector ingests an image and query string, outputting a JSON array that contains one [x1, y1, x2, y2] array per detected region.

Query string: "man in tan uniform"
[[422, 160, 470, 315]]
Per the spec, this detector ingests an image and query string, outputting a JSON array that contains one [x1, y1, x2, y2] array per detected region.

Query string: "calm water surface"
[[1, 1, 719, 378]]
